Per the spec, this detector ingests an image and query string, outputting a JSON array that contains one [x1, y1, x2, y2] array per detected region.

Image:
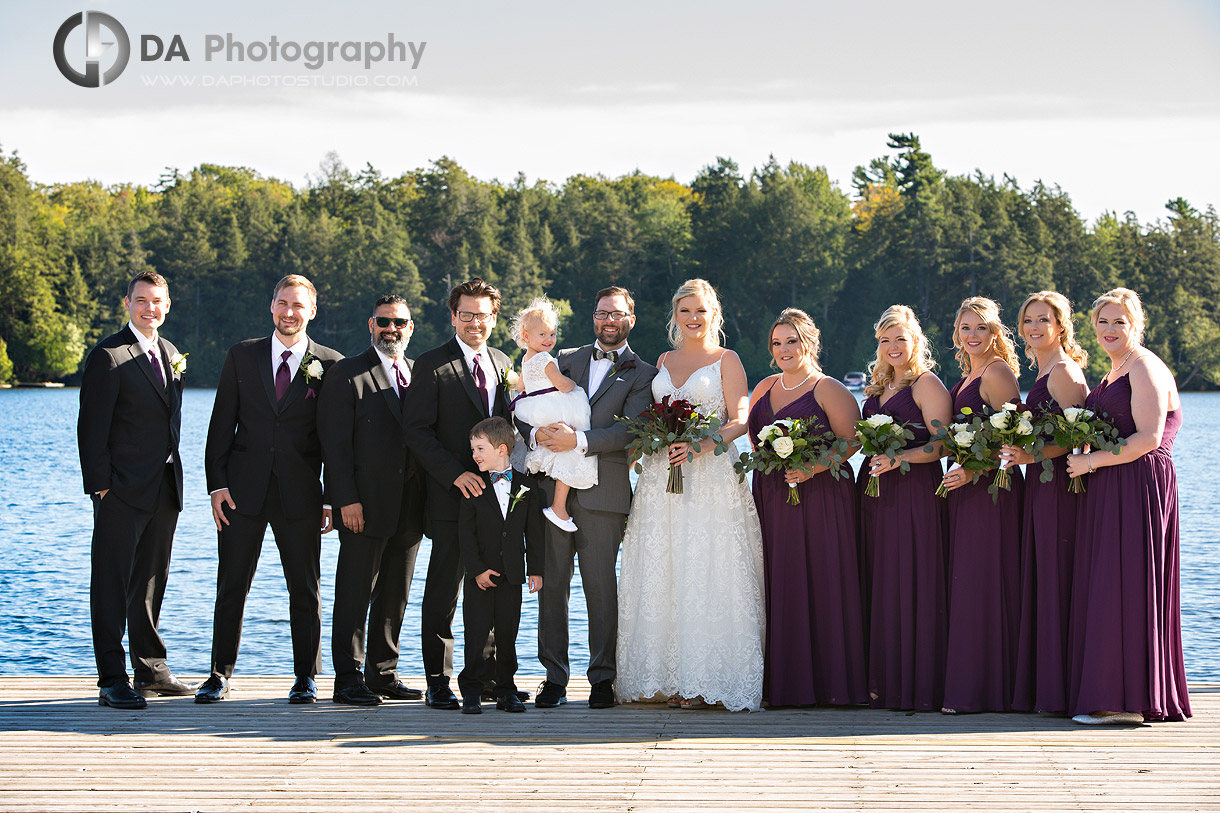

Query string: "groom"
[[520, 286, 656, 709]]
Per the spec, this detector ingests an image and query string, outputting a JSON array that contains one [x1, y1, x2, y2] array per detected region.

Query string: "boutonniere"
[[606, 358, 636, 380], [508, 483, 530, 513], [169, 352, 188, 375], [301, 353, 325, 398], [501, 367, 520, 395]]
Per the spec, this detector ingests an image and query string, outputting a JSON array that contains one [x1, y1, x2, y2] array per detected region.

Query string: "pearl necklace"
[[1111, 347, 1135, 374], [779, 371, 814, 391]]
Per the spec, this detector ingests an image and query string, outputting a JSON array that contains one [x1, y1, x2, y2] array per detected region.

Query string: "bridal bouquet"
[[618, 395, 729, 494], [735, 417, 852, 505], [1036, 405, 1126, 493], [981, 402, 1037, 494], [929, 408, 999, 499], [855, 414, 917, 498]]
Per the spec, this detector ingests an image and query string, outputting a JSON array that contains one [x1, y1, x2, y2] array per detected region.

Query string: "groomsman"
[[195, 275, 342, 704], [403, 278, 513, 710], [318, 295, 426, 706], [78, 272, 192, 709], [519, 286, 657, 709]]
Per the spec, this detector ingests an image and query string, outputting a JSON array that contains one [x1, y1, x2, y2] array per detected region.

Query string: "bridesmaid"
[[939, 296, 1023, 714], [1002, 292, 1088, 714], [857, 305, 952, 711], [747, 308, 866, 707], [1065, 288, 1191, 724]]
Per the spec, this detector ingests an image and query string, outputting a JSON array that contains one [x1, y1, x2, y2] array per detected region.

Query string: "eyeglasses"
[[456, 311, 495, 324], [593, 310, 631, 321], [375, 317, 411, 328]]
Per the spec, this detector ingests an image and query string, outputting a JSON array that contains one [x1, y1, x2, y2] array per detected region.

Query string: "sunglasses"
[[375, 317, 411, 328]]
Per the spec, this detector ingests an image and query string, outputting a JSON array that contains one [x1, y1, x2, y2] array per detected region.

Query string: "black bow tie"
[[592, 348, 619, 363], [490, 469, 513, 484]]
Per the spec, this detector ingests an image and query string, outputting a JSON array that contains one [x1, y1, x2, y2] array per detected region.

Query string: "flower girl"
[[509, 298, 598, 532]]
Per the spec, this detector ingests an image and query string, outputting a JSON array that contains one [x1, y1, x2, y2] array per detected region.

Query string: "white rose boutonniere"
[[170, 352, 188, 375], [301, 353, 325, 399]]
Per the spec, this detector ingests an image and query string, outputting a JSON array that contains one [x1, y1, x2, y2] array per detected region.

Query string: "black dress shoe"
[[194, 675, 229, 704], [535, 680, 567, 708], [461, 697, 482, 714], [98, 681, 147, 710], [372, 679, 422, 700], [482, 688, 530, 702], [497, 693, 526, 713], [424, 685, 460, 710], [289, 676, 317, 704], [135, 675, 196, 696], [332, 684, 383, 706], [588, 679, 616, 709]]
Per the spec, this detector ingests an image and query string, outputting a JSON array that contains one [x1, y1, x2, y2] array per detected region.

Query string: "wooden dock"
[[1, 677, 1217, 812]]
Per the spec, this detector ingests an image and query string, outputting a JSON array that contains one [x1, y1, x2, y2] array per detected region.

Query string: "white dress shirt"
[[455, 335, 494, 415], [271, 334, 308, 383], [374, 347, 410, 396], [492, 474, 511, 519], [126, 321, 171, 465]]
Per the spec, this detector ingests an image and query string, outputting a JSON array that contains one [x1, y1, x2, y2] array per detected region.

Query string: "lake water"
[[1, 388, 1217, 682]]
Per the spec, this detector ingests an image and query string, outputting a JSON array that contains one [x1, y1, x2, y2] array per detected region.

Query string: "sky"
[[2, 0, 1218, 224]]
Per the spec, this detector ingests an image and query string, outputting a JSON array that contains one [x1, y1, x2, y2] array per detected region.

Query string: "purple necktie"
[[148, 350, 165, 388], [471, 355, 489, 414], [394, 361, 409, 404], [275, 350, 292, 401]]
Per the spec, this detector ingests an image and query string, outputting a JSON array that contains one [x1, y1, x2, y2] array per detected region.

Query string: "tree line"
[[1, 133, 1218, 390]]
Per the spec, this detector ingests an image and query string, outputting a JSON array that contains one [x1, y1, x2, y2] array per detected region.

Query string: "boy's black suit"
[[456, 470, 543, 700]]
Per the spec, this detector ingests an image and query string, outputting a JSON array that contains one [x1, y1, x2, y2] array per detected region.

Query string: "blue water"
[[1, 389, 1217, 681]]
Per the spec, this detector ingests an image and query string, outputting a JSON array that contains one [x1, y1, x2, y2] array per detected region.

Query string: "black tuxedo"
[[77, 324, 185, 687], [403, 336, 511, 684], [456, 470, 543, 699], [317, 347, 426, 690], [202, 336, 342, 679]]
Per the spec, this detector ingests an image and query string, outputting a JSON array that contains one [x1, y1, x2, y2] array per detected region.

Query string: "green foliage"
[[0, 138, 1216, 390]]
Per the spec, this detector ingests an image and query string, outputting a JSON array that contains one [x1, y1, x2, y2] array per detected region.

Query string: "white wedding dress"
[[614, 354, 766, 711]]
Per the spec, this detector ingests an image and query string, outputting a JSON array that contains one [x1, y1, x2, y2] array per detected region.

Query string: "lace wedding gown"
[[614, 355, 766, 711]]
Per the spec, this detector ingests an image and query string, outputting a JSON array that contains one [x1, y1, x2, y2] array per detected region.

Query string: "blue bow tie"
[[490, 469, 513, 484]]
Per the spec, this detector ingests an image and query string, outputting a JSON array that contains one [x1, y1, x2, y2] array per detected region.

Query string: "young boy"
[[457, 417, 544, 713]]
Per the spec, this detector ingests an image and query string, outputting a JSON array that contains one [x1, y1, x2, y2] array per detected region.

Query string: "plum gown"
[[1068, 373, 1190, 721], [858, 377, 948, 711], [1012, 372, 1079, 713], [748, 380, 867, 706], [941, 376, 1023, 713]]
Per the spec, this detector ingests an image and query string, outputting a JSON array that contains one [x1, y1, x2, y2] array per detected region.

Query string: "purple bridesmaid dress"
[[1068, 374, 1191, 721], [857, 379, 948, 711], [942, 376, 1023, 713], [748, 381, 867, 706], [1012, 373, 1078, 713]]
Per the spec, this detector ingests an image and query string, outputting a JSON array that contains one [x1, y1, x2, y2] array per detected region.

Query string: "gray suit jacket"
[[522, 344, 657, 516]]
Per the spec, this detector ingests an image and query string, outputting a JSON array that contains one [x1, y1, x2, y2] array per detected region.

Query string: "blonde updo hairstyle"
[[1090, 287, 1146, 345], [952, 296, 1020, 376], [667, 278, 726, 348], [510, 297, 560, 350], [1016, 290, 1087, 368], [865, 305, 937, 398], [768, 308, 822, 372]]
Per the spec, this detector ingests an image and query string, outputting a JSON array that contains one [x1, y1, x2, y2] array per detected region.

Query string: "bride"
[[614, 278, 766, 711]]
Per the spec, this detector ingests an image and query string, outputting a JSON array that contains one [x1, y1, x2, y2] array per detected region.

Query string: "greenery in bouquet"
[[855, 413, 917, 498], [735, 417, 852, 505], [1034, 405, 1126, 493], [983, 402, 1038, 494], [927, 407, 998, 499], [617, 395, 730, 494]]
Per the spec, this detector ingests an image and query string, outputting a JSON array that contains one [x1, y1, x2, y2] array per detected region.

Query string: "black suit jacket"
[[77, 325, 184, 512], [204, 336, 343, 519], [403, 337, 512, 522], [457, 471, 543, 585], [317, 346, 425, 539]]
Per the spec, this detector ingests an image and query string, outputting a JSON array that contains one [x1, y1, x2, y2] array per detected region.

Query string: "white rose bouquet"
[[982, 402, 1037, 493], [735, 417, 852, 505], [855, 413, 918, 498], [1035, 405, 1126, 493], [928, 407, 999, 499]]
